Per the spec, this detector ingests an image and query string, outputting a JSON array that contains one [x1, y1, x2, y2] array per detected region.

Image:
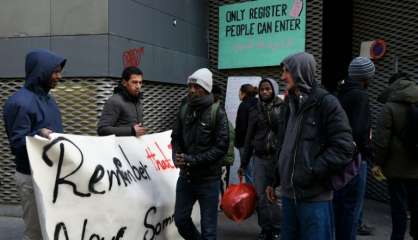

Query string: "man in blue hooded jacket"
[[4, 49, 66, 240]]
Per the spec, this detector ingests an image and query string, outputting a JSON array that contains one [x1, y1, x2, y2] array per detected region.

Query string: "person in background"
[[97, 66, 147, 137], [234, 84, 258, 184]]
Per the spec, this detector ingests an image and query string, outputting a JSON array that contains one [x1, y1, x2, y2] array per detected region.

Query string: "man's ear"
[[122, 80, 128, 87]]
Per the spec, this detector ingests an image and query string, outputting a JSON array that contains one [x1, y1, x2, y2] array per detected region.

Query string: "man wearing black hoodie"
[[238, 78, 283, 240], [98, 66, 147, 136], [268, 52, 354, 240], [4, 49, 66, 240]]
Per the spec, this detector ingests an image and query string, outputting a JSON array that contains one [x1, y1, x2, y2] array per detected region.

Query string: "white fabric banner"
[[26, 131, 199, 240]]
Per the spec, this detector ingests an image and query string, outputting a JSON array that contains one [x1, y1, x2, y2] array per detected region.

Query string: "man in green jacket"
[[373, 73, 418, 240]]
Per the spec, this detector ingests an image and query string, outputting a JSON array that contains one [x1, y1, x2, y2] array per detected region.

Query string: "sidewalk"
[[0, 199, 411, 240]]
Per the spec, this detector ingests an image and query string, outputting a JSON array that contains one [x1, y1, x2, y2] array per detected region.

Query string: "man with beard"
[[267, 52, 354, 240], [98, 66, 147, 137], [171, 68, 229, 240], [238, 78, 283, 240]]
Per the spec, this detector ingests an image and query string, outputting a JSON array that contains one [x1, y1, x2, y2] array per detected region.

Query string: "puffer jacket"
[[97, 85, 143, 136], [241, 78, 284, 168], [278, 52, 354, 200], [171, 94, 229, 181], [374, 78, 418, 179]]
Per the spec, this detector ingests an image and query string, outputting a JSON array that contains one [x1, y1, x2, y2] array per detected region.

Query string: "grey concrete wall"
[[0, 0, 208, 84]]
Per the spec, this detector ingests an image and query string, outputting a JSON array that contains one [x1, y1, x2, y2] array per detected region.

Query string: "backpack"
[[315, 90, 360, 191], [180, 101, 233, 166], [399, 103, 418, 159]]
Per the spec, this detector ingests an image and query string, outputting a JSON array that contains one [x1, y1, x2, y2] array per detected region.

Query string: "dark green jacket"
[[374, 79, 418, 179]]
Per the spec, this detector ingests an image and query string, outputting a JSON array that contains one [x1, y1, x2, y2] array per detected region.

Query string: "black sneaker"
[[357, 224, 374, 236]]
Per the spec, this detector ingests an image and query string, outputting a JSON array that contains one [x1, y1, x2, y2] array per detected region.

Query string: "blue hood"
[[25, 49, 66, 93]]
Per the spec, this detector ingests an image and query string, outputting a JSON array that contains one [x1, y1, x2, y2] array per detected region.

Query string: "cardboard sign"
[[26, 131, 199, 240]]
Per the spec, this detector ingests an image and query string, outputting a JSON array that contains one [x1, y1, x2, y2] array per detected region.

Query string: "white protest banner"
[[26, 131, 200, 240]]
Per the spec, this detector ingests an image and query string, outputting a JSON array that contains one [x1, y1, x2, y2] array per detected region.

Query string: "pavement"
[[0, 199, 411, 240]]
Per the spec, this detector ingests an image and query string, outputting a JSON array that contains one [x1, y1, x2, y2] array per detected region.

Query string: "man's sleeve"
[[373, 105, 393, 166], [97, 99, 133, 136], [312, 95, 355, 179], [240, 108, 257, 169], [171, 108, 184, 162], [184, 108, 229, 166]]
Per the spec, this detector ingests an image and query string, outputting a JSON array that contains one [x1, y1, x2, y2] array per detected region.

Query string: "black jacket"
[[338, 80, 371, 159], [278, 52, 354, 200], [97, 85, 143, 136], [278, 88, 354, 200], [241, 97, 284, 168], [234, 97, 257, 148], [171, 96, 229, 181]]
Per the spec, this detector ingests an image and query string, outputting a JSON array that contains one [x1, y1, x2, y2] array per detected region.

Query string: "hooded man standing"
[[268, 52, 354, 240], [97, 66, 146, 137], [4, 49, 66, 240], [171, 68, 229, 240], [238, 78, 283, 240]]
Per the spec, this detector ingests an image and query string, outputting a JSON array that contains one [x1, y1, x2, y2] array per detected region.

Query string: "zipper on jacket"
[[290, 101, 317, 204], [134, 102, 140, 123]]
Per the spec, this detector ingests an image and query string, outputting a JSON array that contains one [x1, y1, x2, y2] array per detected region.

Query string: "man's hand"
[[237, 167, 245, 177], [266, 186, 277, 203], [133, 123, 147, 137], [39, 128, 53, 139], [174, 153, 187, 169]]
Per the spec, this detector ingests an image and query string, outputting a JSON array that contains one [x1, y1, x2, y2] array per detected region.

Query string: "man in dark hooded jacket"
[[97, 66, 146, 137], [268, 52, 354, 240], [3, 49, 66, 240], [238, 78, 283, 240], [171, 68, 229, 240]]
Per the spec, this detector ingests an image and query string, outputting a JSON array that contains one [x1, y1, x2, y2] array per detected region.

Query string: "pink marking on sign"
[[290, 0, 303, 17]]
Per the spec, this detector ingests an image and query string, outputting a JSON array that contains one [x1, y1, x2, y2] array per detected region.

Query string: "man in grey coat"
[[98, 66, 146, 136]]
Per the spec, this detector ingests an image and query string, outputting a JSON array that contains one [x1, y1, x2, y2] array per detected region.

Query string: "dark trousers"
[[333, 174, 361, 240], [388, 179, 418, 240], [174, 177, 220, 240], [253, 156, 281, 234]]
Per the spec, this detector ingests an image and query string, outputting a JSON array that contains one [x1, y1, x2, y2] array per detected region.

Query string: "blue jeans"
[[333, 174, 361, 240], [388, 179, 418, 240], [174, 177, 220, 240], [356, 161, 368, 226], [281, 197, 335, 240]]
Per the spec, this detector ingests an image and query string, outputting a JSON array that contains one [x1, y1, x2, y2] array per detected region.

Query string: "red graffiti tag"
[[123, 47, 144, 68], [145, 142, 175, 171]]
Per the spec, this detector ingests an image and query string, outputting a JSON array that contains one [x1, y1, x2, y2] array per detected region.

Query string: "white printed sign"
[[26, 131, 199, 240]]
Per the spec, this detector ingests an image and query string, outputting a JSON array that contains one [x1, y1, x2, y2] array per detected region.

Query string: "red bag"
[[221, 177, 256, 222]]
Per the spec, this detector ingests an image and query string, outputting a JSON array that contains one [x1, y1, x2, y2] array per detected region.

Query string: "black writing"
[[225, 23, 255, 37], [54, 219, 126, 240], [225, 9, 245, 22], [143, 207, 175, 240], [274, 19, 301, 32], [249, 4, 287, 19], [42, 137, 151, 203]]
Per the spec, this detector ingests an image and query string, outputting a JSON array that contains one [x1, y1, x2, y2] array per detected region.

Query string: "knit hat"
[[348, 57, 375, 81], [187, 68, 213, 93]]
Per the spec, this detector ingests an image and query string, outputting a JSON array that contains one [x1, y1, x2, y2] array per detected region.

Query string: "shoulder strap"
[[180, 102, 188, 124], [210, 101, 220, 129]]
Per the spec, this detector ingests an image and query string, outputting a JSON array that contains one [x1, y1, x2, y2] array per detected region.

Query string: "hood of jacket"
[[24, 49, 66, 94], [113, 84, 143, 103], [258, 77, 279, 102], [378, 79, 418, 104], [281, 52, 317, 94]]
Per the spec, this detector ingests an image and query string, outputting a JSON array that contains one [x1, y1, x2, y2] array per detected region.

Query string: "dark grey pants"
[[253, 156, 281, 234]]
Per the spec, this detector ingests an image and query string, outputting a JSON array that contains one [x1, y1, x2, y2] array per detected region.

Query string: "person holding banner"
[[3, 49, 66, 240], [238, 78, 283, 240], [171, 68, 229, 240], [97, 66, 147, 137]]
